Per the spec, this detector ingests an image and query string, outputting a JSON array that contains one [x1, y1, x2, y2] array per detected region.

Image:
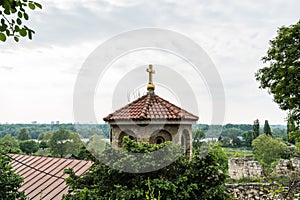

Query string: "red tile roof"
[[11, 154, 93, 200], [103, 93, 199, 122]]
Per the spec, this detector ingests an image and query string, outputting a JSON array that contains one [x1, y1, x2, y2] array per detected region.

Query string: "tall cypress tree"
[[252, 119, 260, 139], [264, 120, 272, 136]]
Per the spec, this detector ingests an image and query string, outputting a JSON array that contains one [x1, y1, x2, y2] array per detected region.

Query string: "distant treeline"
[[193, 123, 287, 138], [0, 123, 109, 139], [0, 123, 286, 140]]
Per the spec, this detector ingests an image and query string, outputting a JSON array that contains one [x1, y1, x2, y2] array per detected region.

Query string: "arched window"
[[118, 130, 136, 147], [150, 130, 172, 144]]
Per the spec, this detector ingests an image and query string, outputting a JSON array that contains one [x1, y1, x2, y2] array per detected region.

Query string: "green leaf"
[[0, 32, 6, 42], [17, 18, 22, 25], [24, 13, 29, 20], [28, 3, 35, 10], [28, 30, 32, 40], [34, 2, 42, 9], [19, 29, 27, 37], [14, 25, 20, 32], [18, 11, 23, 18], [14, 36, 19, 42]]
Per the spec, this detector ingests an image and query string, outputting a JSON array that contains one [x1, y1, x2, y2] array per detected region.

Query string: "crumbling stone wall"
[[274, 157, 300, 176], [227, 158, 300, 199], [228, 157, 300, 180], [226, 183, 291, 200], [228, 158, 263, 179]]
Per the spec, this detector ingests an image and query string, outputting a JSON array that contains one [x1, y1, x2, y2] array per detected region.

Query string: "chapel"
[[103, 65, 198, 155]]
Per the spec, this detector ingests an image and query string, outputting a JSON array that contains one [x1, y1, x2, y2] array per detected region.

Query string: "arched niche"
[[118, 130, 136, 147], [149, 130, 172, 144], [181, 129, 191, 155]]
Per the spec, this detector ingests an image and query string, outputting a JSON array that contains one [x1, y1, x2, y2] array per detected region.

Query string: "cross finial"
[[146, 64, 155, 93]]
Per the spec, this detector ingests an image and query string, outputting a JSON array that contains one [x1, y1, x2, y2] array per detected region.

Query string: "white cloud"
[[1, 0, 299, 124]]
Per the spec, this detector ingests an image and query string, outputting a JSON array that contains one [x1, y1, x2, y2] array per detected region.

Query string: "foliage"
[[263, 120, 272, 136], [220, 134, 242, 148], [19, 140, 39, 154], [220, 137, 231, 147], [0, 0, 42, 42], [0, 148, 26, 200], [63, 137, 229, 200], [49, 128, 83, 158], [192, 129, 205, 149], [0, 123, 109, 140], [209, 142, 228, 173], [255, 20, 300, 124], [296, 142, 300, 156], [0, 135, 21, 153], [85, 135, 106, 156], [39, 141, 48, 150], [252, 119, 260, 139], [242, 131, 253, 147], [38, 131, 53, 141], [252, 134, 292, 168], [287, 115, 300, 144], [17, 128, 30, 141]]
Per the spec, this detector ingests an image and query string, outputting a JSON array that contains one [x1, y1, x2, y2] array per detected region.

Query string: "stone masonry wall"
[[228, 158, 263, 179], [226, 183, 292, 200], [229, 157, 300, 180], [274, 157, 300, 176]]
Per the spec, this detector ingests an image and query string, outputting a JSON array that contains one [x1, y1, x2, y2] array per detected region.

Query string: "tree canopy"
[[0, 0, 42, 42], [63, 137, 229, 200], [256, 20, 300, 125], [17, 128, 30, 141], [49, 128, 83, 158], [0, 148, 26, 200], [252, 134, 294, 168], [252, 119, 260, 139], [263, 120, 272, 136], [19, 140, 39, 154]]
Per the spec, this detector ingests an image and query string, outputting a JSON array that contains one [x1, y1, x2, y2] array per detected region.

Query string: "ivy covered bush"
[[63, 137, 229, 200]]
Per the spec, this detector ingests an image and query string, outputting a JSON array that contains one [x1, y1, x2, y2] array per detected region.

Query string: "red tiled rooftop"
[[103, 93, 199, 122], [11, 154, 93, 200]]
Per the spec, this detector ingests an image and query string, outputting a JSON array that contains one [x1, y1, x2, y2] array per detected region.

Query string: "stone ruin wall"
[[229, 157, 300, 179], [227, 157, 300, 200], [274, 157, 300, 176], [228, 158, 263, 180], [226, 183, 290, 200]]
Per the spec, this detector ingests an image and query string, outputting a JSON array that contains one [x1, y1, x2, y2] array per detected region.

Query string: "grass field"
[[223, 147, 253, 158]]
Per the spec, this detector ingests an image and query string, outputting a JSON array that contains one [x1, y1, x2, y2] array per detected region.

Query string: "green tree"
[[220, 136, 231, 147], [0, 0, 42, 42], [192, 129, 205, 149], [39, 141, 48, 150], [227, 133, 242, 147], [209, 142, 228, 173], [0, 148, 26, 200], [263, 120, 272, 136], [287, 115, 300, 144], [19, 140, 39, 154], [0, 134, 21, 153], [17, 128, 30, 141], [49, 128, 83, 158], [86, 135, 106, 156], [255, 20, 300, 125], [38, 131, 53, 141], [63, 137, 229, 200], [242, 131, 253, 147], [252, 134, 291, 168], [252, 119, 260, 139]]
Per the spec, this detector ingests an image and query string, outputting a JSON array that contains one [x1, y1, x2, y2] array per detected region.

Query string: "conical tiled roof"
[[103, 93, 199, 122]]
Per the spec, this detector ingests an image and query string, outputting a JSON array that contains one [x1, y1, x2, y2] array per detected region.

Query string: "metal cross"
[[146, 64, 155, 83]]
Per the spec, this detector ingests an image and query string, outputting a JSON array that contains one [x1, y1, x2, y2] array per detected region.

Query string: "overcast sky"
[[1, 0, 299, 124]]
